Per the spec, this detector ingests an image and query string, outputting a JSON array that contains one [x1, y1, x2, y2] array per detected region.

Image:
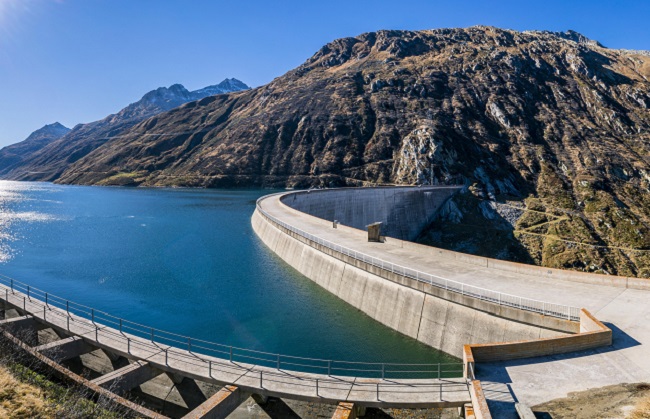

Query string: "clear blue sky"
[[0, 0, 648, 147]]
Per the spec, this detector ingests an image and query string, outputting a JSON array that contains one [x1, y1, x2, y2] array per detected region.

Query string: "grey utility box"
[[367, 222, 382, 242]]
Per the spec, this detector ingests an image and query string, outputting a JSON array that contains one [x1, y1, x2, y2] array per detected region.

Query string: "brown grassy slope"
[[55, 26, 650, 276], [0, 365, 52, 418]]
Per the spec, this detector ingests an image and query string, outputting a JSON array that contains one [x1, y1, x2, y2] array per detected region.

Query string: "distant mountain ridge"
[[0, 78, 249, 181], [113, 79, 250, 122], [0, 122, 70, 176]]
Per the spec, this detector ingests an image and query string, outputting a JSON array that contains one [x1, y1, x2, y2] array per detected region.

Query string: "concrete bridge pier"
[[183, 385, 250, 419], [33, 336, 95, 362], [171, 375, 209, 411], [91, 361, 163, 395], [0, 314, 47, 345], [332, 402, 367, 418]]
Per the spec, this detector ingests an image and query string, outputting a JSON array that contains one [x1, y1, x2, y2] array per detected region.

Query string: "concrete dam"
[[253, 187, 579, 358], [252, 186, 650, 418], [281, 186, 459, 241]]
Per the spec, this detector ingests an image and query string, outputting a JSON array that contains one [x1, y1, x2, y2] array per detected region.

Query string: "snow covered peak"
[[193, 78, 250, 97]]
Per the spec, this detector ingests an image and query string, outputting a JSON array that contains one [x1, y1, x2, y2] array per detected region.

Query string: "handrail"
[[255, 191, 581, 322], [0, 274, 462, 380]]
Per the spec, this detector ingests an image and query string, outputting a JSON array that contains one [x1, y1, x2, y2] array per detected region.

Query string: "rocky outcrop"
[[11, 27, 650, 276]]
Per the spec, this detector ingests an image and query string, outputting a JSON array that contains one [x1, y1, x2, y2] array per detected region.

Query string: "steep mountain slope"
[[0, 123, 70, 176], [0, 79, 249, 181], [55, 27, 650, 276]]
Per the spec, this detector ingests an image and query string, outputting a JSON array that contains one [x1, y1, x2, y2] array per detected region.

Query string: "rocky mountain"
[[16, 26, 650, 277], [0, 122, 70, 176], [0, 79, 249, 181]]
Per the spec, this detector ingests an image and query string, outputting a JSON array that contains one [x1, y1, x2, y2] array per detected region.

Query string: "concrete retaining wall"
[[252, 210, 572, 358], [280, 187, 459, 241], [463, 309, 612, 364], [468, 380, 491, 419]]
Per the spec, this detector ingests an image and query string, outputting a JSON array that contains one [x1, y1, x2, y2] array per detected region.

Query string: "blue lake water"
[[0, 181, 456, 367]]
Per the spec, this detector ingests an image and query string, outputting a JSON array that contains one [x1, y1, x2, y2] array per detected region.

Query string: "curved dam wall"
[[281, 186, 459, 241], [253, 190, 575, 358]]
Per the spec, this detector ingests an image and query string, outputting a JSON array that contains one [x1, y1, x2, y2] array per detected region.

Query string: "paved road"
[[260, 193, 650, 417]]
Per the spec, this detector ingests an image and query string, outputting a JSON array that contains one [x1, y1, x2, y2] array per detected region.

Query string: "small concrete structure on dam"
[[253, 185, 650, 418]]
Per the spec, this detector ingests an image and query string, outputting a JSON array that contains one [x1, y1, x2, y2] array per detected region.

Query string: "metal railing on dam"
[[0, 274, 462, 381], [256, 191, 581, 322]]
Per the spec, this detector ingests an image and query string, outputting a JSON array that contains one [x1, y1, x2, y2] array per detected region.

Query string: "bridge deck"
[[0, 284, 470, 408]]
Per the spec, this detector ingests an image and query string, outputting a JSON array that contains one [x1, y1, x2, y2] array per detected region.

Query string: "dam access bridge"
[[1, 186, 646, 418]]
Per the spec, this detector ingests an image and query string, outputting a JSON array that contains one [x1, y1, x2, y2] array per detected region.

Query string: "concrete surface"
[[254, 188, 650, 417], [183, 385, 250, 419], [0, 287, 472, 409], [281, 187, 459, 240], [253, 210, 571, 360]]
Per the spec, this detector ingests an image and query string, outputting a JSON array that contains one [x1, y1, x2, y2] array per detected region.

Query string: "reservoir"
[[0, 181, 456, 366]]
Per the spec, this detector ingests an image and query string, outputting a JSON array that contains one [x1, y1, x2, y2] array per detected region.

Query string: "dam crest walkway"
[[256, 189, 650, 417]]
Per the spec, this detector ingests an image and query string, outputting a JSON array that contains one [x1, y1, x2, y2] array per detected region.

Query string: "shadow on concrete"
[[478, 324, 641, 419], [606, 322, 641, 351], [363, 407, 394, 418], [484, 399, 519, 419], [479, 322, 641, 381], [256, 397, 301, 419], [174, 377, 208, 410]]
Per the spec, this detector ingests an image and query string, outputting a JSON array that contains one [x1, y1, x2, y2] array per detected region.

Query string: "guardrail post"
[[67, 316, 69, 331], [27, 285, 30, 299], [438, 363, 441, 379], [66, 301, 69, 314], [377, 382, 380, 401], [127, 337, 130, 354], [229, 346, 233, 362], [208, 360, 211, 377], [151, 328, 154, 342], [277, 354, 280, 369], [316, 378, 318, 397], [10, 279, 13, 291], [165, 348, 168, 366], [381, 363, 385, 379], [328, 360, 331, 376], [119, 318, 122, 333], [95, 324, 98, 342], [260, 371, 263, 389], [45, 292, 48, 306], [23, 296, 25, 311]]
